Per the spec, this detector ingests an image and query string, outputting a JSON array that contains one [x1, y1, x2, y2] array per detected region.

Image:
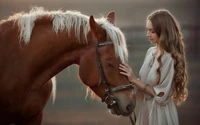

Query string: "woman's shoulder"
[[147, 46, 156, 52], [146, 46, 156, 54]]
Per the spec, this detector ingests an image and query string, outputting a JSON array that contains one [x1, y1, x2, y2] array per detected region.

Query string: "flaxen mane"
[[10, 7, 128, 62]]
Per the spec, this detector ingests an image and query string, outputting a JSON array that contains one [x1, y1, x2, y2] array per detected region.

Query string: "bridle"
[[95, 41, 134, 105], [95, 41, 136, 125]]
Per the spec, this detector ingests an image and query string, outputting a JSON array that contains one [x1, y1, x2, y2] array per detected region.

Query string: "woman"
[[119, 9, 188, 125]]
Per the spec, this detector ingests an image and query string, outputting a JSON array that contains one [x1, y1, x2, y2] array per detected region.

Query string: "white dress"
[[136, 46, 179, 125]]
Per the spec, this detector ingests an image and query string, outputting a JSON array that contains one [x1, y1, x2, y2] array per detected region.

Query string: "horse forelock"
[[97, 19, 128, 62], [15, 7, 128, 61]]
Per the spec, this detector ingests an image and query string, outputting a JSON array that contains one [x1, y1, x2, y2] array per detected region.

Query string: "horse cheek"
[[78, 59, 98, 87]]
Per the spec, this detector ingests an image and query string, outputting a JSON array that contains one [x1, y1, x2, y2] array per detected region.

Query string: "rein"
[[95, 41, 136, 125]]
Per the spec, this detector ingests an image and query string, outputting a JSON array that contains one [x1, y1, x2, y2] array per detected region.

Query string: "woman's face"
[[146, 20, 159, 44]]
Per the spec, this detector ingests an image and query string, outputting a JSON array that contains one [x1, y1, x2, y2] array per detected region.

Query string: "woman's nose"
[[146, 31, 151, 37]]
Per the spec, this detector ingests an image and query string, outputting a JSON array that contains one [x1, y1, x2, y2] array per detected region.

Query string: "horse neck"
[[28, 22, 92, 84]]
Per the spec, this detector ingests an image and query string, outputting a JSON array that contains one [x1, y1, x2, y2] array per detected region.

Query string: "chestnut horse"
[[0, 7, 135, 125]]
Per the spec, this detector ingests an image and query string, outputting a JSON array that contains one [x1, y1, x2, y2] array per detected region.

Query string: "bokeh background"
[[0, 0, 199, 125]]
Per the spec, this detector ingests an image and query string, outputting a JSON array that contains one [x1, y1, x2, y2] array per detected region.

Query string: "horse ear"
[[89, 15, 105, 39], [106, 11, 115, 25]]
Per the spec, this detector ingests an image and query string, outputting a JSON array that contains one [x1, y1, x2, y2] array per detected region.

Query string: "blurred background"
[[0, 0, 199, 125]]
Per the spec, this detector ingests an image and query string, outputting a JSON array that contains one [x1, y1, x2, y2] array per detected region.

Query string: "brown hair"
[[147, 9, 188, 105]]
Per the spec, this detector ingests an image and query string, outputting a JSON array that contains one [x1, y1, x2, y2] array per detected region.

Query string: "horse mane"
[[10, 7, 128, 62], [85, 86, 100, 101]]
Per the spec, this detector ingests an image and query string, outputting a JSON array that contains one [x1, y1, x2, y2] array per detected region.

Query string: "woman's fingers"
[[119, 63, 135, 78], [119, 64, 128, 70], [119, 64, 131, 72], [119, 66, 127, 72], [119, 63, 130, 69], [119, 71, 128, 76], [119, 68, 132, 77], [119, 67, 131, 75], [119, 63, 137, 82], [122, 62, 131, 68]]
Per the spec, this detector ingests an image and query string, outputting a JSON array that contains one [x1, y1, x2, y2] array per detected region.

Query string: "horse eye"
[[106, 62, 114, 68]]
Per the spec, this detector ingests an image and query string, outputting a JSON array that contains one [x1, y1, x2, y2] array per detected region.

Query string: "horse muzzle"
[[105, 95, 134, 116]]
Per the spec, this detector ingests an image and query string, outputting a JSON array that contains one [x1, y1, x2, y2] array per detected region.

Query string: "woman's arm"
[[131, 78, 155, 97], [119, 62, 155, 97]]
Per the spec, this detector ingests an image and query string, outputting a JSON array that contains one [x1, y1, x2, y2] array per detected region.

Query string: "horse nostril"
[[126, 104, 134, 113]]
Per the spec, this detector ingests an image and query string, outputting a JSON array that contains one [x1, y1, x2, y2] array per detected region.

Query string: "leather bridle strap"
[[95, 41, 113, 99], [110, 84, 135, 93]]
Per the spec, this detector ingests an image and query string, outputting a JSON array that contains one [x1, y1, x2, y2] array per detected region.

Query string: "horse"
[[0, 7, 136, 125]]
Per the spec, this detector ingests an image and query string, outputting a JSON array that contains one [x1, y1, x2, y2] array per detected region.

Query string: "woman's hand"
[[119, 62, 137, 82]]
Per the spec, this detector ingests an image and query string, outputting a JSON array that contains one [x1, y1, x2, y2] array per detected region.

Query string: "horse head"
[[79, 12, 136, 116]]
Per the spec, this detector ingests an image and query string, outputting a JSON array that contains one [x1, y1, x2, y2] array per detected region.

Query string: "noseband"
[[95, 41, 134, 105]]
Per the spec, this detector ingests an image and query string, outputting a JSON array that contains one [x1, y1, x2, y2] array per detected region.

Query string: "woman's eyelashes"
[[146, 29, 155, 34]]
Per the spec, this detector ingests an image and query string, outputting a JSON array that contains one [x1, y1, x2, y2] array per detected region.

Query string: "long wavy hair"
[[147, 9, 188, 105]]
